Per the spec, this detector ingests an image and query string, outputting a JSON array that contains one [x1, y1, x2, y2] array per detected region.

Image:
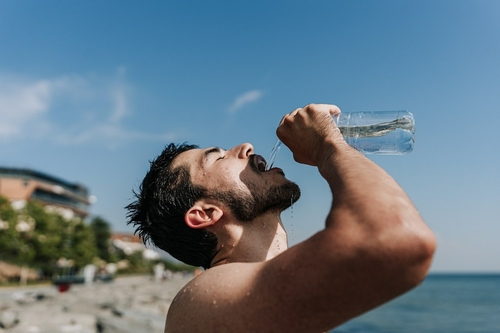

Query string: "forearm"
[[318, 138, 435, 282], [318, 139, 413, 228]]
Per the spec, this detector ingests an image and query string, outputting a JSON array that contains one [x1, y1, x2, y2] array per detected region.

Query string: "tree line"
[[0, 196, 192, 280]]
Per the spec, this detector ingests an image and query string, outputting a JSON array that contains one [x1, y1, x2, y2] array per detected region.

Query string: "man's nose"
[[232, 143, 254, 159]]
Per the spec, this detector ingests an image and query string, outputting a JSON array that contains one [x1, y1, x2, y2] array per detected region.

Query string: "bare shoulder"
[[165, 262, 266, 333], [164, 237, 357, 333], [164, 239, 341, 333]]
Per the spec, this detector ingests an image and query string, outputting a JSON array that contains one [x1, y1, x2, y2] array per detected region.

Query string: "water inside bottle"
[[337, 114, 415, 155], [265, 139, 282, 171], [337, 115, 414, 138]]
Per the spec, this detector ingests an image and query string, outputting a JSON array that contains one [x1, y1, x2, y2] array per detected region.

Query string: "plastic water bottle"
[[265, 110, 415, 170], [333, 110, 415, 155]]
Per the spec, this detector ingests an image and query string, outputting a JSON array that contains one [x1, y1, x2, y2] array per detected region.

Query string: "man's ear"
[[185, 201, 223, 229]]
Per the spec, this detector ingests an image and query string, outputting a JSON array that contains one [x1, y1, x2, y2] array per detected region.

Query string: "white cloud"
[[227, 90, 263, 113], [0, 70, 173, 147], [110, 87, 128, 123], [0, 78, 53, 138], [109, 66, 129, 123]]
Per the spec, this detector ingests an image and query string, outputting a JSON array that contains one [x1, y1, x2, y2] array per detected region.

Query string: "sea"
[[332, 274, 500, 333]]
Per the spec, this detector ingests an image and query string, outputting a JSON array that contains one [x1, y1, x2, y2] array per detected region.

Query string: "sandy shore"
[[0, 273, 193, 333]]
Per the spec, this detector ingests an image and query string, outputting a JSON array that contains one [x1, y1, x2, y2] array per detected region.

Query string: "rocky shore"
[[0, 274, 193, 333]]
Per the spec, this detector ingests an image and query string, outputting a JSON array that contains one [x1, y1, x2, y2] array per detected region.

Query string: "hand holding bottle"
[[270, 106, 415, 169], [276, 104, 344, 166]]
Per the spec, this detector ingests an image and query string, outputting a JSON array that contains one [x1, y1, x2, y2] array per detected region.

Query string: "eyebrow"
[[202, 147, 223, 165]]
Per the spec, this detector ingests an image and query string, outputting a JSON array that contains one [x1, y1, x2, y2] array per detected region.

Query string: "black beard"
[[208, 180, 301, 222]]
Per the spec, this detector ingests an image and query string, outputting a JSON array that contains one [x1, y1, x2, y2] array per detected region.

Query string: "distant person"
[[127, 104, 436, 332]]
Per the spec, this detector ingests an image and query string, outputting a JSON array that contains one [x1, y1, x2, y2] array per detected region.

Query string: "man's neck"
[[209, 212, 288, 267]]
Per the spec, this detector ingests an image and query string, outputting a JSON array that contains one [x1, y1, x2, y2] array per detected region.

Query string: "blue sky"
[[1, 1, 499, 272]]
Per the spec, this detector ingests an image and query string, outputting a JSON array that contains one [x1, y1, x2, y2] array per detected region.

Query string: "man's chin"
[[271, 182, 301, 212]]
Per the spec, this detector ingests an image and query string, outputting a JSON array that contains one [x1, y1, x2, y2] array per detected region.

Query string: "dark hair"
[[126, 143, 218, 269]]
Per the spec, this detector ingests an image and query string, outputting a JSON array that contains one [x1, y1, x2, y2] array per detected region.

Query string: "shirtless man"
[[127, 104, 436, 333]]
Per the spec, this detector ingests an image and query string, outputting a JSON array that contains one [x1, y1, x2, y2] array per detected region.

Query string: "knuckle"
[[282, 115, 295, 125]]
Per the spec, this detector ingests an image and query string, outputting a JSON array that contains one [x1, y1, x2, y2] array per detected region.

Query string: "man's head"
[[127, 142, 300, 269]]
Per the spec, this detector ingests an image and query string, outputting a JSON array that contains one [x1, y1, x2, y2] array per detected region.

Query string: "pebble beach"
[[0, 274, 193, 333]]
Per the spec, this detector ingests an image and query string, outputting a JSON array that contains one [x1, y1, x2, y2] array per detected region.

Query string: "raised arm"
[[268, 103, 436, 330]]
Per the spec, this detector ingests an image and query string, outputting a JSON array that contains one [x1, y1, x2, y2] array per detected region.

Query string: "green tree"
[[90, 216, 112, 261], [68, 220, 98, 269], [26, 202, 65, 268], [0, 198, 100, 274], [0, 197, 36, 266], [0, 196, 20, 261]]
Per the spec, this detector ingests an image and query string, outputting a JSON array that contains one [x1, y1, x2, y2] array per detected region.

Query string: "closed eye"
[[203, 147, 226, 166]]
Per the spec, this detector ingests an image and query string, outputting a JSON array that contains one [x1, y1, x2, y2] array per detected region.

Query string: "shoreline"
[[0, 273, 193, 332], [0, 273, 157, 290]]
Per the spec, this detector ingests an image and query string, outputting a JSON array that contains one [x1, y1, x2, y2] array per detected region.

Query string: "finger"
[[303, 104, 340, 117], [289, 108, 301, 118], [279, 108, 301, 126], [327, 104, 341, 116]]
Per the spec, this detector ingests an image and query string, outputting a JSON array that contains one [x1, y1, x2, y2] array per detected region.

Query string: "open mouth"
[[253, 155, 268, 172], [251, 154, 284, 176]]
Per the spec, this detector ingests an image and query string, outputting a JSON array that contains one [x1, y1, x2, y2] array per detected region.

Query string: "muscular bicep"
[[252, 225, 431, 331]]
